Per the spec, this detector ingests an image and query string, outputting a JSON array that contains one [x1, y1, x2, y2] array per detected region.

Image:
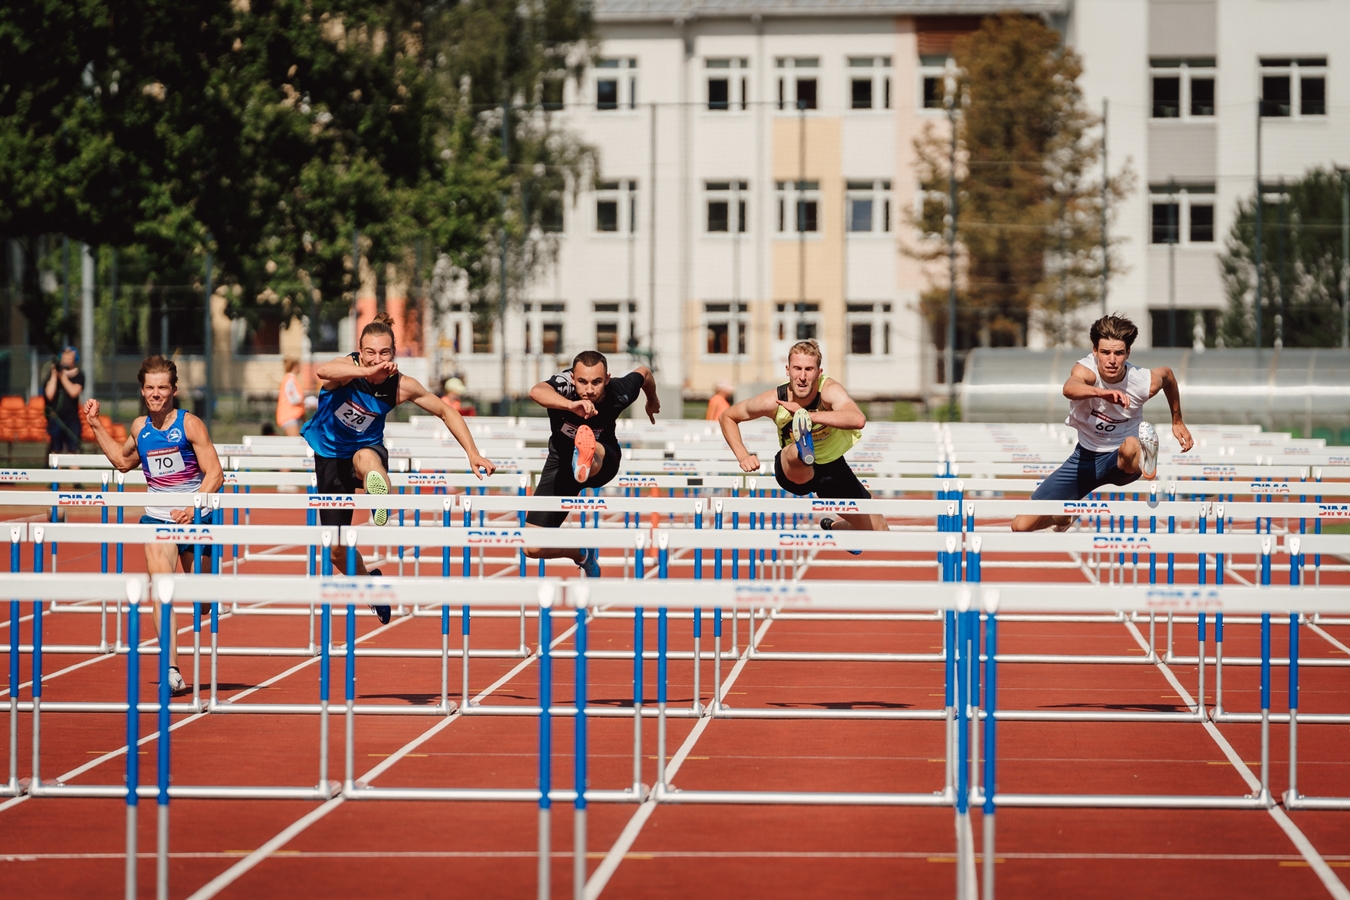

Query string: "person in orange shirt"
[[276, 358, 306, 436], [705, 382, 734, 421], [441, 377, 476, 416]]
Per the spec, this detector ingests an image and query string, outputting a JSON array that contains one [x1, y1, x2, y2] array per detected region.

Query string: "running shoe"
[[578, 548, 602, 578], [791, 408, 815, 466], [167, 666, 187, 694], [573, 425, 597, 483], [367, 567, 391, 625], [819, 516, 862, 555], [365, 470, 389, 526], [1138, 421, 1160, 479]]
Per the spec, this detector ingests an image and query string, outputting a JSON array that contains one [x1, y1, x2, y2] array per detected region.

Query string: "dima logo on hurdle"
[[58, 493, 106, 506], [467, 529, 526, 544], [560, 498, 608, 510], [154, 527, 212, 542], [308, 495, 357, 508], [777, 532, 838, 548]]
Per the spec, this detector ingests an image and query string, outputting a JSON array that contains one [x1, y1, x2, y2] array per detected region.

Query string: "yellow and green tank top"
[[773, 375, 861, 465]]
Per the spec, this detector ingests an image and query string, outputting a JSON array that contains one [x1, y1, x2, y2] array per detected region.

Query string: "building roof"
[[594, 0, 1067, 22]]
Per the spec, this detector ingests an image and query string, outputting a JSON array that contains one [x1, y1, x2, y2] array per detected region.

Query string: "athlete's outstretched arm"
[[400, 376, 497, 478], [801, 380, 866, 431], [83, 401, 141, 472], [719, 389, 779, 473], [1063, 363, 1130, 407], [529, 378, 596, 418], [631, 366, 661, 423], [184, 413, 224, 496], [1149, 366, 1194, 452], [314, 354, 395, 389]]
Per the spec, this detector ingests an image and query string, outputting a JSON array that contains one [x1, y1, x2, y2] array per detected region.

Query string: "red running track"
[[0, 508, 1348, 899]]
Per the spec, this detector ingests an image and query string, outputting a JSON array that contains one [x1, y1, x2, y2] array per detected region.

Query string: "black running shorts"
[[526, 443, 622, 528], [312, 444, 391, 527], [772, 451, 872, 500]]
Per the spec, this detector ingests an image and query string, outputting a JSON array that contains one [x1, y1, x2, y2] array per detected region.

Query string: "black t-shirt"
[[543, 370, 645, 455], [49, 368, 85, 424]]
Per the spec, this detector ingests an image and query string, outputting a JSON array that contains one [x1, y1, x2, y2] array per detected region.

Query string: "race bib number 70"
[[335, 400, 376, 433], [147, 448, 185, 474]]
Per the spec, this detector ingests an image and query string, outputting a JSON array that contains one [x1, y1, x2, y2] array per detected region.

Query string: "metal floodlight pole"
[[797, 95, 807, 340], [1168, 179, 1177, 348], [499, 101, 510, 415], [1276, 178, 1287, 349], [1341, 170, 1349, 349], [1254, 105, 1264, 350], [945, 66, 959, 419], [203, 238, 214, 429], [648, 103, 658, 370], [1100, 98, 1109, 316]]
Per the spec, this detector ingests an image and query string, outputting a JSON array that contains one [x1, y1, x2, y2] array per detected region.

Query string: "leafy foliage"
[[1219, 168, 1350, 348], [908, 14, 1131, 356], [0, 0, 593, 352]]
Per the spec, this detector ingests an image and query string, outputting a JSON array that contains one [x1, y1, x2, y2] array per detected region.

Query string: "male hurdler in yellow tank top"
[[717, 340, 887, 534]]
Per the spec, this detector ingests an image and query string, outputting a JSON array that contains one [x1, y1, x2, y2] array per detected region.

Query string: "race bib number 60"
[[335, 401, 376, 433]]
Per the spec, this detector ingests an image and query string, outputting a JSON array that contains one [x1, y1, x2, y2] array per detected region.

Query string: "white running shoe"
[[167, 666, 187, 694], [1138, 421, 1159, 479]]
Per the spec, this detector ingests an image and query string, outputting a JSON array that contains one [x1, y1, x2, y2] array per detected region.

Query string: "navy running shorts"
[[1030, 444, 1140, 501]]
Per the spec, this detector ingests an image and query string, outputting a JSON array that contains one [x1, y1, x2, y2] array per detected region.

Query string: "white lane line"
[[9, 849, 1349, 863], [584, 615, 775, 900], [0, 612, 408, 816], [186, 616, 582, 900], [1123, 619, 1350, 900]]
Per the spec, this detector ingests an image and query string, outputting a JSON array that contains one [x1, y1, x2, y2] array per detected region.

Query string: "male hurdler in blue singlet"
[[305, 312, 496, 622], [85, 356, 224, 694]]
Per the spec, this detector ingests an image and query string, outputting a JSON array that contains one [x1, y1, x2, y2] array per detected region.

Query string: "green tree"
[[908, 14, 1131, 360], [1219, 167, 1350, 348], [0, 0, 593, 352]]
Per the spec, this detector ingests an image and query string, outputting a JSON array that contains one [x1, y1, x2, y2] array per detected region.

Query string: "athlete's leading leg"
[[144, 542, 185, 690], [1116, 436, 1143, 475], [352, 447, 391, 526], [777, 440, 814, 486]]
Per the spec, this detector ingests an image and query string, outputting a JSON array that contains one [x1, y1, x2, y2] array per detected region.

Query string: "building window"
[[845, 303, 892, 356], [1150, 308, 1220, 348], [1150, 58, 1216, 119], [595, 322, 619, 353], [595, 58, 638, 111], [704, 303, 748, 356], [706, 58, 749, 111], [918, 54, 954, 110], [595, 180, 637, 233], [774, 302, 820, 342], [848, 56, 891, 110], [706, 181, 748, 233], [541, 74, 565, 111], [472, 323, 494, 354], [1149, 184, 1216, 245], [1260, 58, 1327, 117], [776, 57, 819, 111], [540, 322, 564, 355], [846, 180, 891, 233], [776, 181, 820, 233]]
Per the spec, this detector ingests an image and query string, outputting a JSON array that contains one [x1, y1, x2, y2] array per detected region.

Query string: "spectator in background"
[[441, 376, 476, 416], [276, 357, 306, 436], [705, 381, 734, 422], [44, 346, 85, 454]]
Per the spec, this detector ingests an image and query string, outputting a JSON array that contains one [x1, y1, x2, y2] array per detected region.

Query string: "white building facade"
[[426, 0, 1349, 404]]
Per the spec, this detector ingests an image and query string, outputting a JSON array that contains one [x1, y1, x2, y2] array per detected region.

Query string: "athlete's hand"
[[1172, 421, 1194, 453], [468, 454, 497, 478], [169, 507, 194, 524], [644, 395, 660, 424], [737, 454, 760, 473], [82, 399, 101, 427], [570, 399, 597, 419], [366, 360, 398, 379], [1097, 388, 1129, 408], [776, 400, 803, 415]]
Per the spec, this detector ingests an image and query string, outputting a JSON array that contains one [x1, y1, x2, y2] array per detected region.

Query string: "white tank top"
[[1065, 355, 1152, 452]]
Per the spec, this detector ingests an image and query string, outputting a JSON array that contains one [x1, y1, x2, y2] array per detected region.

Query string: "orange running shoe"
[[573, 424, 596, 483]]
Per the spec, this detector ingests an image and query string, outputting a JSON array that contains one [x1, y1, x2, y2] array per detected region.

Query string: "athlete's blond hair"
[[786, 339, 823, 366]]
